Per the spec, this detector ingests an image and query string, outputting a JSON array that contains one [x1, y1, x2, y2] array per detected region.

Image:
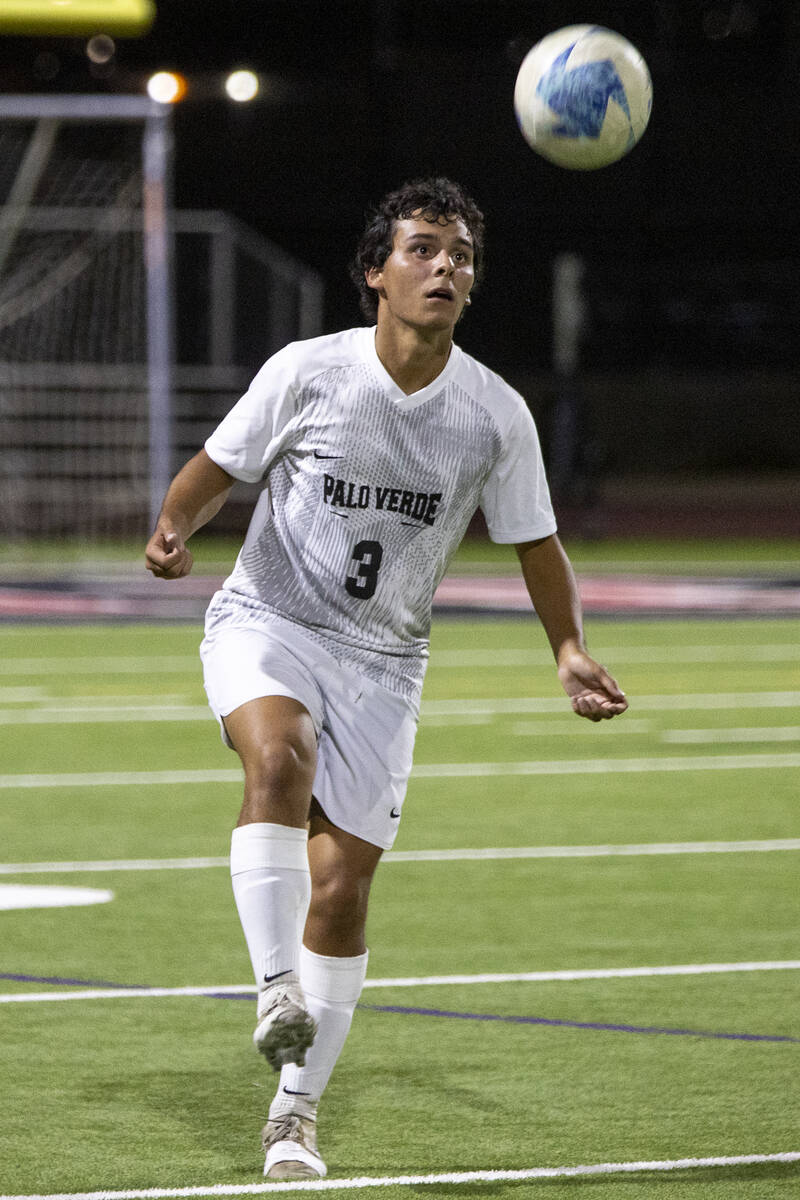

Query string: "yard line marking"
[[0, 705, 212, 725], [0, 885, 113, 910], [0, 693, 797, 728], [1, 1151, 798, 1197], [663, 726, 800, 744], [29, 696, 188, 707], [2, 708, 798, 732], [3, 960, 800, 1003], [422, 691, 800, 716], [0, 656, 198, 676], [411, 754, 800, 778], [0, 770, 243, 789], [508, 719, 655, 736], [385, 839, 800, 861], [0, 687, 48, 702], [0, 856, 232, 874], [4, 838, 800, 875], [2, 753, 799, 789], [431, 644, 800, 667]]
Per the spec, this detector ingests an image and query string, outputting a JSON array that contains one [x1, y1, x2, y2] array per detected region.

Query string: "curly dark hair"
[[349, 177, 485, 323]]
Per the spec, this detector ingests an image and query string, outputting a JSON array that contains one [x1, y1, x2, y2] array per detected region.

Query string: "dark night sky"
[[2, 1, 799, 383]]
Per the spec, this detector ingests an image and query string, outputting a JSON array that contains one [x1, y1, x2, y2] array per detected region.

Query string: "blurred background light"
[[224, 68, 259, 102], [146, 69, 186, 103], [86, 34, 116, 64]]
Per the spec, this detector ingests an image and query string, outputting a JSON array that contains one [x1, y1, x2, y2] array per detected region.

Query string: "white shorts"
[[200, 608, 420, 850]]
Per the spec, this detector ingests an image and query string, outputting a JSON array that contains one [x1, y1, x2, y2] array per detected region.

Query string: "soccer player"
[[145, 177, 628, 1180]]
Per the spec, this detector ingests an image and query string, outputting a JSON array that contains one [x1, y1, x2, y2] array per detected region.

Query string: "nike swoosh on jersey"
[[313, 450, 343, 459]]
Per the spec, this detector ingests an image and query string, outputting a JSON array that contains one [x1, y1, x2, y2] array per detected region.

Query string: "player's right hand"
[[145, 529, 193, 579]]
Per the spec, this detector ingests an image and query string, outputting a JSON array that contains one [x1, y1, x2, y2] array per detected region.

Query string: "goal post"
[[0, 94, 173, 538]]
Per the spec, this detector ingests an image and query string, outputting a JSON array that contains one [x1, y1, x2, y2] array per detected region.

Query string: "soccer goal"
[[0, 94, 175, 539]]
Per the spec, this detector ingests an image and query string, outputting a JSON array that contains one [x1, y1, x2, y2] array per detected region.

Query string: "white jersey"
[[204, 326, 556, 698]]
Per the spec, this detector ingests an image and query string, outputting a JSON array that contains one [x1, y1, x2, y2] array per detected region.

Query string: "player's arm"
[[145, 449, 235, 579], [515, 533, 628, 721]]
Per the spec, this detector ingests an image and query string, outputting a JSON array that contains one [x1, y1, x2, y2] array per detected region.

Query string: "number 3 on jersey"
[[345, 539, 383, 599]]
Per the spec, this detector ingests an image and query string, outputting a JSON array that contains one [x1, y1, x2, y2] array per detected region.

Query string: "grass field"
[[1, 601, 799, 1198]]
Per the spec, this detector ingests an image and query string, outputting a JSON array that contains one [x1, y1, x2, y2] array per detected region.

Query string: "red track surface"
[[1, 572, 798, 621]]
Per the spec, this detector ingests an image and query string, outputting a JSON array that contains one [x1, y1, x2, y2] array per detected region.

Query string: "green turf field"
[[1, 613, 799, 1198], [2, 533, 799, 576]]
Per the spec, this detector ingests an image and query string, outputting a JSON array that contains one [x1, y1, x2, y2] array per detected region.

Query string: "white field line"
[[3, 710, 800, 736], [1, 1152, 799, 1197], [2, 754, 800, 790], [0, 687, 48, 702], [0, 769, 243, 789], [505, 721, 800, 743], [410, 754, 800, 778], [0, 692, 798, 727], [431, 643, 800, 667], [3, 838, 800, 876], [4, 961, 800, 1005], [0, 706, 211, 725], [0, 656, 198, 676], [663, 726, 800, 744], [0, 856, 233, 875], [422, 692, 800, 716]]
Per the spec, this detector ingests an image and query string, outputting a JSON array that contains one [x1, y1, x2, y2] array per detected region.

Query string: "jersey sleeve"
[[204, 343, 301, 483], [479, 400, 557, 544]]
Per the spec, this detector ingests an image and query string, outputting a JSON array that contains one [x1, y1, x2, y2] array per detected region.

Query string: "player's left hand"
[[557, 646, 628, 722]]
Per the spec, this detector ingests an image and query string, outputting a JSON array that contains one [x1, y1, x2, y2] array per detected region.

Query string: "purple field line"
[[358, 1002, 800, 1044], [6, 974, 797, 1043], [0, 972, 147, 989]]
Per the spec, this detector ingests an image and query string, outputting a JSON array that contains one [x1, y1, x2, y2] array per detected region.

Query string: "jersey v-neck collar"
[[360, 326, 461, 410]]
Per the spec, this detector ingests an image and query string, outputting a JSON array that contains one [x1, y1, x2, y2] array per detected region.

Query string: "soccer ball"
[[514, 25, 652, 170]]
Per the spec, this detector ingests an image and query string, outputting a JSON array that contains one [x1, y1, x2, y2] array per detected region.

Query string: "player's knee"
[[243, 737, 314, 800]]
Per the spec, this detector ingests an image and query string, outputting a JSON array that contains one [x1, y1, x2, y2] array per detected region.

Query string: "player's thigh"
[[223, 695, 318, 781]]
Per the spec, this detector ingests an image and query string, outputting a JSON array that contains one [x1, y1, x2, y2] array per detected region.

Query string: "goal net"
[[0, 95, 172, 540]]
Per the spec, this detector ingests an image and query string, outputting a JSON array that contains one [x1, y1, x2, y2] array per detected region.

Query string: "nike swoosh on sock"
[[264, 969, 293, 984]]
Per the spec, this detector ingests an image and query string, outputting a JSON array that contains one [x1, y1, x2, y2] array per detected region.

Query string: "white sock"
[[230, 823, 311, 989], [269, 944, 369, 1118]]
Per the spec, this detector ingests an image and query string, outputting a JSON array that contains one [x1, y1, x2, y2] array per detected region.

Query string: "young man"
[[145, 177, 627, 1180]]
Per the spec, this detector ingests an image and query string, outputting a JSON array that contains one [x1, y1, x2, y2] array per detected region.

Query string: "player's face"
[[366, 214, 475, 333]]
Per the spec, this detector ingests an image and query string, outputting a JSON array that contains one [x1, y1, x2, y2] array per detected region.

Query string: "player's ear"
[[365, 266, 384, 294]]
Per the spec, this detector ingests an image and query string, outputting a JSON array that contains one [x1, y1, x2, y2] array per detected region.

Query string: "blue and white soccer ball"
[[514, 25, 653, 169]]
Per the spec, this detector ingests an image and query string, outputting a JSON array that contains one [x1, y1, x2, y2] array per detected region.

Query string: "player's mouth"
[[426, 288, 454, 302]]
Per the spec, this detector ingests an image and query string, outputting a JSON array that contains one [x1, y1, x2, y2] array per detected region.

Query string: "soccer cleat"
[[262, 1111, 326, 1180], [253, 980, 317, 1071]]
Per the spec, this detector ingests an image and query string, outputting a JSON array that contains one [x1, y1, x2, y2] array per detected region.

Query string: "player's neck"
[[373, 320, 453, 396]]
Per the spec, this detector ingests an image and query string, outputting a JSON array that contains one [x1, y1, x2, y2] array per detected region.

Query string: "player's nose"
[[433, 250, 455, 274]]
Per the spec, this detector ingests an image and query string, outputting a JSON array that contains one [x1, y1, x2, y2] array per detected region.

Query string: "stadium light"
[[224, 69, 260, 102], [146, 70, 187, 104]]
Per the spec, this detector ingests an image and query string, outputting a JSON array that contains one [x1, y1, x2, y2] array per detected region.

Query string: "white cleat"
[[253, 980, 317, 1072], [262, 1111, 327, 1180]]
